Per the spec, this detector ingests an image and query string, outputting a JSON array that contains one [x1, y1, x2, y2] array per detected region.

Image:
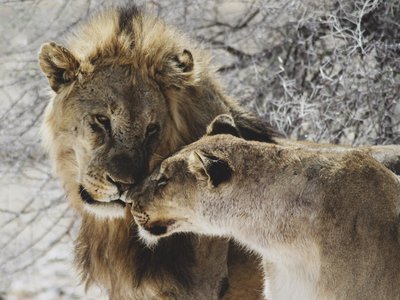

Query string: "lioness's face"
[[130, 154, 199, 245], [130, 142, 234, 245], [44, 65, 172, 218]]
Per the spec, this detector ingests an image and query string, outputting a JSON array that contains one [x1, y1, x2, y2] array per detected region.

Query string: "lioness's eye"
[[94, 114, 111, 131], [146, 123, 160, 137], [157, 175, 168, 188]]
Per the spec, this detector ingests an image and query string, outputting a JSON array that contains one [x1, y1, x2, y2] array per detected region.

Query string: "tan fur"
[[278, 138, 400, 176], [131, 115, 400, 300]]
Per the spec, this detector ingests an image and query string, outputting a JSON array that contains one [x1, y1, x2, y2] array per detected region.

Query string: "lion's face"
[[39, 33, 198, 219], [43, 64, 173, 218]]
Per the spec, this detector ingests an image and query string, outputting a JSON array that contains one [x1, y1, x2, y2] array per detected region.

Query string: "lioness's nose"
[[126, 177, 152, 205]]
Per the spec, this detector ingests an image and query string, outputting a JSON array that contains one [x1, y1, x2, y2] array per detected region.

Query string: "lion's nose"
[[106, 174, 134, 193], [107, 152, 145, 188]]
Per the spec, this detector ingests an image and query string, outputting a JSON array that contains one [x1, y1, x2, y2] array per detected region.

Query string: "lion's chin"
[[82, 201, 127, 219]]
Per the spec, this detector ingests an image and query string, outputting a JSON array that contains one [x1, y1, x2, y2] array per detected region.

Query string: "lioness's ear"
[[206, 114, 241, 138], [188, 151, 232, 188], [38, 42, 80, 92]]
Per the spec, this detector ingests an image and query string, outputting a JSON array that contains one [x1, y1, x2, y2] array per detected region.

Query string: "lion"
[[38, 5, 399, 299], [38, 5, 269, 299], [131, 114, 400, 300]]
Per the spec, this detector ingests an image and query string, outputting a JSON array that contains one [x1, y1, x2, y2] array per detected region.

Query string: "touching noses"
[[126, 176, 154, 209]]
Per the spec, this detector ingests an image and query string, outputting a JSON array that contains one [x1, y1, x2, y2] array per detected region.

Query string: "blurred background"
[[0, 0, 399, 299]]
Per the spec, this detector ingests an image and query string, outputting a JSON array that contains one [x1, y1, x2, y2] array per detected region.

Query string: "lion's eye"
[[94, 114, 111, 132], [95, 114, 109, 125], [146, 123, 160, 137]]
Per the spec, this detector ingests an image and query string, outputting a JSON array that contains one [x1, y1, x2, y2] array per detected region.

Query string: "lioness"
[[38, 5, 399, 299], [131, 115, 400, 300]]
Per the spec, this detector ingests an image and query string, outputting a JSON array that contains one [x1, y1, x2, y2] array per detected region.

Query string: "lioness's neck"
[[197, 179, 321, 300], [263, 243, 321, 300], [197, 143, 317, 248]]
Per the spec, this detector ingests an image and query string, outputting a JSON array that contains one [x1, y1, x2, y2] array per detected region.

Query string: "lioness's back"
[[307, 151, 400, 299]]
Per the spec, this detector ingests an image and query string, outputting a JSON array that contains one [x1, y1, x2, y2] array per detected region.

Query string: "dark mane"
[[118, 5, 141, 33], [230, 108, 281, 143], [132, 231, 195, 289], [75, 215, 195, 291]]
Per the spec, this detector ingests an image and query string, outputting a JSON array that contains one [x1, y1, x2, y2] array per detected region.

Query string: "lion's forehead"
[[71, 65, 163, 102], [67, 76, 164, 123], [52, 68, 172, 156]]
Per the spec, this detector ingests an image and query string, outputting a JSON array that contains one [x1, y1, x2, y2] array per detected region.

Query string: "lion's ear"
[[38, 42, 80, 92], [158, 49, 194, 88], [173, 49, 194, 73], [206, 114, 241, 138], [188, 151, 232, 188]]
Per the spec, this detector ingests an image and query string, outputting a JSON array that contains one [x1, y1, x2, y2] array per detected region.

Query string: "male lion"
[[38, 5, 399, 300], [131, 114, 400, 300], [38, 6, 271, 299]]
